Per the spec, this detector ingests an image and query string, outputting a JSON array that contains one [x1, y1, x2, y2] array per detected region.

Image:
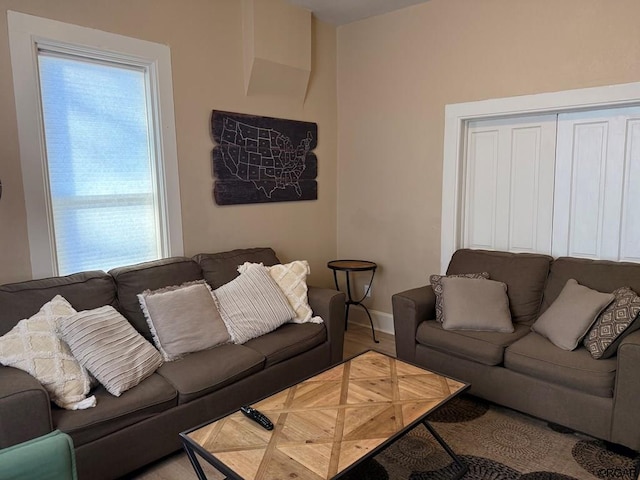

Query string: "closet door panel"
[[570, 121, 608, 258], [620, 119, 640, 262], [465, 128, 499, 249], [554, 106, 640, 261], [509, 124, 556, 253], [464, 115, 556, 254]]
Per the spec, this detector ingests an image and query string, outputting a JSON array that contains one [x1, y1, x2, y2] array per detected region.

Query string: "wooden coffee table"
[[180, 350, 469, 479]]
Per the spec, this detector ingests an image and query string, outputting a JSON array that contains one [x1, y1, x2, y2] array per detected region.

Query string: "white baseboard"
[[347, 308, 394, 335]]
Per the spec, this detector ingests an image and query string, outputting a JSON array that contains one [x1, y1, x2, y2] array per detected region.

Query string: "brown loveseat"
[[0, 247, 346, 479], [393, 249, 640, 452]]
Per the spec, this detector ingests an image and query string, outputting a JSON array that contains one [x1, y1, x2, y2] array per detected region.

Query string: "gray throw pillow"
[[531, 279, 614, 351], [440, 277, 513, 332], [138, 280, 230, 361], [214, 263, 296, 344], [57, 305, 163, 396], [430, 272, 490, 323], [583, 286, 640, 359]]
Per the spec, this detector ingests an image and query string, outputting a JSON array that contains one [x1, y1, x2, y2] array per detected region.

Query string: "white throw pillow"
[[215, 263, 296, 344], [138, 280, 230, 361], [58, 305, 163, 396], [0, 295, 96, 410], [238, 260, 322, 324]]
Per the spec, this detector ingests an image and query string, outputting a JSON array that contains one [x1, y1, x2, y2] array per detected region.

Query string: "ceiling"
[[286, 0, 430, 26]]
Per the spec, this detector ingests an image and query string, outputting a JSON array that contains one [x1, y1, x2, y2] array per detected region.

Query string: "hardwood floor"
[[124, 325, 396, 479], [343, 322, 395, 359]]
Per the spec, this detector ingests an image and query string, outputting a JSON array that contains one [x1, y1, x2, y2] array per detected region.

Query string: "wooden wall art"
[[211, 110, 318, 205]]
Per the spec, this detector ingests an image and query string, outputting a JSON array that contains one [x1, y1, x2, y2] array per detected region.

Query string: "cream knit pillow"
[[0, 295, 95, 410]]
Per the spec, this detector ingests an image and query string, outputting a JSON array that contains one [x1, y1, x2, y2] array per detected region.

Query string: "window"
[[8, 11, 183, 278]]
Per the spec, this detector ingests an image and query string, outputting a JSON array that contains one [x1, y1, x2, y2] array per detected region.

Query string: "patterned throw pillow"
[[584, 287, 640, 359], [58, 306, 163, 397], [215, 263, 296, 344], [237, 260, 322, 324], [0, 295, 95, 410], [430, 272, 490, 323]]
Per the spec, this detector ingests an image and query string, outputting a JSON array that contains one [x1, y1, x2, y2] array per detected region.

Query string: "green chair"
[[0, 430, 77, 480]]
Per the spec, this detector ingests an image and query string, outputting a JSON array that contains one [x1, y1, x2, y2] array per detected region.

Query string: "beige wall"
[[0, 0, 337, 287], [337, 0, 640, 313]]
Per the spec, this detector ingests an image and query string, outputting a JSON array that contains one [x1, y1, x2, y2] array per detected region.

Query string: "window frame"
[[8, 11, 183, 278]]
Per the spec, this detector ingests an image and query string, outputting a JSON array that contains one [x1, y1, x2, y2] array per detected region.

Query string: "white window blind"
[[38, 51, 161, 275]]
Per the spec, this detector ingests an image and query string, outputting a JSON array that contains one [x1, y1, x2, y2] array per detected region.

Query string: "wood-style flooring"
[[123, 324, 396, 479]]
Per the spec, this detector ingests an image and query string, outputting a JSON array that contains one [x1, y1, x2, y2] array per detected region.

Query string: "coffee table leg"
[[182, 439, 215, 480], [422, 420, 468, 479]]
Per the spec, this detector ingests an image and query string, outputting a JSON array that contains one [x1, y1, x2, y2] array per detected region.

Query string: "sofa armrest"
[[308, 286, 346, 365], [611, 329, 640, 450], [0, 366, 53, 448], [392, 286, 436, 363]]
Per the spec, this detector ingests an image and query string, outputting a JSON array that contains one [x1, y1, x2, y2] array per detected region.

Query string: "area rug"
[[344, 395, 640, 480]]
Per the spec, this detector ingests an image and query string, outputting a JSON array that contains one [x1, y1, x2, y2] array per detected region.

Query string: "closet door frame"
[[441, 82, 640, 273]]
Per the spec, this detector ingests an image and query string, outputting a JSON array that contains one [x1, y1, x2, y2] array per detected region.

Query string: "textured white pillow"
[[0, 295, 95, 410], [238, 261, 322, 324], [215, 263, 296, 344], [58, 305, 163, 396], [138, 280, 230, 361]]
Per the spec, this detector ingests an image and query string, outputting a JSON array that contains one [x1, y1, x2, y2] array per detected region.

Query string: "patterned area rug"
[[343, 395, 640, 480]]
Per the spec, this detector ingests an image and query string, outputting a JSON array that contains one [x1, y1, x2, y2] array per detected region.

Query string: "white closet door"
[[553, 106, 640, 261], [464, 115, 557, 254]]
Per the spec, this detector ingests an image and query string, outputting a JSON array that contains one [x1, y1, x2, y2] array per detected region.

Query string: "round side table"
[[327, 260, 379, 343]]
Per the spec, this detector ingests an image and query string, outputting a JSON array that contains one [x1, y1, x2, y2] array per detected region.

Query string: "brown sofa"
[[0, 247, 346, 479], [393, 249, 640, 452]]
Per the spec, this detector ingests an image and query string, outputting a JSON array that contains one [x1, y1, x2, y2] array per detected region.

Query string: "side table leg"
[[344, 303, 351, 331], [359, 303, 379, 343]]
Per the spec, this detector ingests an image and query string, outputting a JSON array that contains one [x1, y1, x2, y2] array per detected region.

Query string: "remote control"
[[240, 405, 274, 430]]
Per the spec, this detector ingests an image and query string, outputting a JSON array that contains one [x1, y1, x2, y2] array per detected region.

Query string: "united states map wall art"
[[211, 110, 318, 205]]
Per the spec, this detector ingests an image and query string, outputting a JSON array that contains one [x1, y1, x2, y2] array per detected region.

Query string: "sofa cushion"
[[541, 256, 640, 313], [416, 320, 530, 366], [505, 332, 617, 398], [584, 287, 640, 359], [243, 323, 327, 368], [447, 249, 552, 324], [215, 264, 296, 345], [52, 373, 176, 447], [138, 280, 230, 361], [58, 306, 163, 397], [193, 247, 280, 288], [440, 277, 513, 333], [429, 272, 489, 323], [531, 279, 614, 351], [0, 271, 117, 336], [109, 257, 203, 340], [156, 344, 264, 404]]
